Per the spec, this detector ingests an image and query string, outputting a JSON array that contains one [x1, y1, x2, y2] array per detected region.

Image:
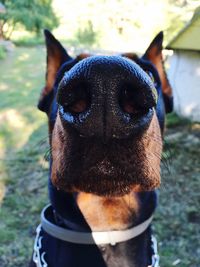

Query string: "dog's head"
[[38, 30, 172, 197]]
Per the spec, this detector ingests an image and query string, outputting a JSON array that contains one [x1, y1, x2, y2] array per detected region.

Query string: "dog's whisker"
[[36, 136, 49, 147], [44, 147, 52, 161]]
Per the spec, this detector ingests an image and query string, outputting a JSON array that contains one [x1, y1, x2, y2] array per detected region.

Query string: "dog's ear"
[[38, 29, 72, 113], [143, 32, 173, 113]]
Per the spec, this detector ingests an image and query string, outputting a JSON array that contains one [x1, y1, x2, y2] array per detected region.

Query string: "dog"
[[30, 30, 173, 267]]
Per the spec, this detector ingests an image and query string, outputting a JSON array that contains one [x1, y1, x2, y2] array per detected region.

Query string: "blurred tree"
[[75, 20, 98, 46], [164, 0, 200, 41], [65, 0, 199, 50], [0, 0, 59, 39]]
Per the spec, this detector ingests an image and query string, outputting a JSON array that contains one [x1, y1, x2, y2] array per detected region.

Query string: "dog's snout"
[[57, 56, 157, 140]]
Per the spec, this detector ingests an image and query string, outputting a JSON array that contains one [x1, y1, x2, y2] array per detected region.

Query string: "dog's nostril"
[[119, 85, 148, 116], [120, 86, 137, 114], [65, 99, 87, 114], [60, 83, 90, 114]]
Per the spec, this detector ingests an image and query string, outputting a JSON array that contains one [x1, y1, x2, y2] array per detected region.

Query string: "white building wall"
[[167, 51, 200, 122]]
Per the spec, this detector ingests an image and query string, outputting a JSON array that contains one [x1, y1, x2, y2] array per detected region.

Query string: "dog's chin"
[[52, 165, 160, 197]]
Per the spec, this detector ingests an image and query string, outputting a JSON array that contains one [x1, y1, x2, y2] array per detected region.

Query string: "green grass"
[[12, 34, 98, 51], [0, 46, 49, 267], [166, 112, 191, 128], [157, 121, 200, 266], [0, 46, 200, 267], [13, 36, 45, 47], [0, 46, 6, 60]]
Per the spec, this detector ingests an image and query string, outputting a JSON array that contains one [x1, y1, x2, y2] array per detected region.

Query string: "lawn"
[[0, 46, 200, 267], [0, 46, 49, 266]]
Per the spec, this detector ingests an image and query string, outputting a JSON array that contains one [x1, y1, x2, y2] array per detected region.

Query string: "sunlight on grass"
[[0, 83, 9, 91], [18, 53, 30, 62], [11, 29, 37, 40], [0, 109, 24, 129], [0, 109, 43, 149]]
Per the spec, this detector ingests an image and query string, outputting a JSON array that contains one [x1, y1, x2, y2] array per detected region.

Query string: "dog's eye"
[[61, 84, 90, 114]]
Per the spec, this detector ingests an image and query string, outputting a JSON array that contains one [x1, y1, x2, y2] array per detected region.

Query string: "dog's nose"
[[57, 56, 157, 140]]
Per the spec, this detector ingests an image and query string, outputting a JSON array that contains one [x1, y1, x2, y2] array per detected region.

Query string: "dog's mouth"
[[74, 159, 159, 196], [54, 157, 159, 197], [51, 122, 162, 197]]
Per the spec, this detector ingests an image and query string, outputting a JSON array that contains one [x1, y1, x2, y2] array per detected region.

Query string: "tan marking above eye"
[[76, 53, 91, 61], [121, 53, 139, 62]]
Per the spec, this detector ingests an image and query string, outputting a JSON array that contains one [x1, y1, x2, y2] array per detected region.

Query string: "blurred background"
[[0, 1, 200, 266], [0, 0, 199, 51]]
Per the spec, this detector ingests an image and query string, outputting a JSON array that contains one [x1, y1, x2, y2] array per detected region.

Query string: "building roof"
[[0, 3, 6, 13], [166, 7, 200, 51]]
